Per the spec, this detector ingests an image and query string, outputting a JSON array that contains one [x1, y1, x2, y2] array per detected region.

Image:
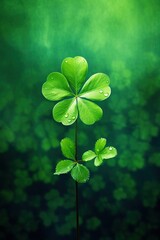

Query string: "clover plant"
[[42, 56, 117, 239]]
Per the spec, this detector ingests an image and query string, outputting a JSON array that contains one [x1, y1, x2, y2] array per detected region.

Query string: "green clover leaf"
[[54, 137, 90, 183], [42, 56, 111, 125], [71, 163, 90, 183], [54, 160, 76, 175], [60, 137, 75, 160], [82, 138, 117, 166]]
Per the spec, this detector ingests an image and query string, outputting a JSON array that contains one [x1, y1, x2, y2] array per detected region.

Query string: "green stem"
[[75, 119, 78, 162], [75, 119, 80, 240], [75, 181, 79, 240]]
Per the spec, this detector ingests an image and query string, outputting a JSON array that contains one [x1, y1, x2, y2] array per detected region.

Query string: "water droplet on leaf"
[[99, 90, 103, 93], [65, 114, 68, 118], [104, 93, 109, 97], [72, 116, 75, 120], [109, 147, 113, 150], [68, 119, 71, 123]]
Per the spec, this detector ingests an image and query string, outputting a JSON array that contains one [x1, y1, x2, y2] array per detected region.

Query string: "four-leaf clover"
[[82, 138, 117, 166], [42, 56, 111, 125]]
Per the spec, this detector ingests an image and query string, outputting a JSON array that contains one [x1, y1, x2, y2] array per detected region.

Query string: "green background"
[[0, 0, 160, 239]]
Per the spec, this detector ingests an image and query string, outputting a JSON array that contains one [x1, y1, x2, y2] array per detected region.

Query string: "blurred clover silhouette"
[[42, 56, 111, 125]]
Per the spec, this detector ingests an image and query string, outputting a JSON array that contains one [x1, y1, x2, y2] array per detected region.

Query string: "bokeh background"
[[0, 0, 160, 239]]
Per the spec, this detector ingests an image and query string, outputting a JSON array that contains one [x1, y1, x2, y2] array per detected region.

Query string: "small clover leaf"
[[95, 138, 107, 153], [71, 163, 90, 183], [94, 155, 103, 167], [54, 160, 76, 175], [60, 138, 75, 160], [101, 146, 118, 160], [82, 138, 117, 166], [82, 150, 96, 161], [42, 56, 111, 125]]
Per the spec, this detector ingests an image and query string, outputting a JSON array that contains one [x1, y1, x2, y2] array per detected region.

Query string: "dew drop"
[[109, 147, 113, 150], [68, 119, 71, 123], [99, 90, 103, 93], [104, 93, 109, 97], [65, 60, 68, 63], [72, 116, 75, 120], [65, 114, 68, 118]]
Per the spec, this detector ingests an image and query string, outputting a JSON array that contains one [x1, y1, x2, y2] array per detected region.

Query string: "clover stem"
[[75, 119, 78, 163], [75, 119, 80, 240], [75, 181, 79, 240]]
